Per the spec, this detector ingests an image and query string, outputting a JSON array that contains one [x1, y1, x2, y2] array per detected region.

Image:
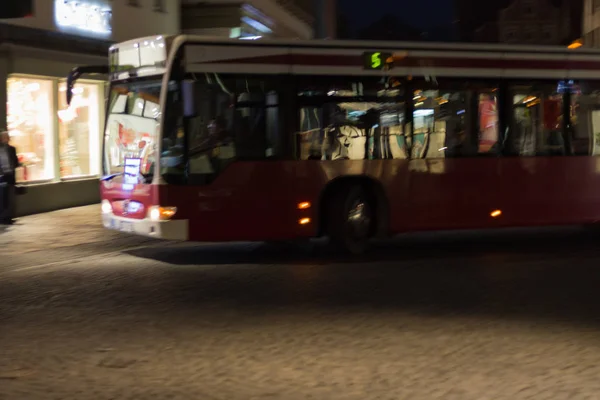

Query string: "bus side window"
[[570, 82, 599, 156], [235, 92, 269, 160], [508, 84, 565, 156], [476, 91, 500, 155], [412, 89, 479, 159]]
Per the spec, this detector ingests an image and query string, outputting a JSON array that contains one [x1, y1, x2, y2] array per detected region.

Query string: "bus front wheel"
[[327, 185, 375, 255]]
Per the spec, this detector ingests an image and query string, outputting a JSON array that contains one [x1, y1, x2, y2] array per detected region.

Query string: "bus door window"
[[298, 106, 324, 160], [338, 102, 368, 160], [177, 73, 280, 185], [296, 77, 404, 160], [510, 85, 565, 156], [351, 101, 405, 160], [412, 89, 473, 158], [379, 103, 406, 160], [569, 81, 599, 155], [265, 92, 280, 158], [234, 91, 268, 160], [180, 79, 234, 185]]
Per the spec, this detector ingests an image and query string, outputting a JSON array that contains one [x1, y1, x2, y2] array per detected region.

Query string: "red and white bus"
[[67, 35, 600, 253]]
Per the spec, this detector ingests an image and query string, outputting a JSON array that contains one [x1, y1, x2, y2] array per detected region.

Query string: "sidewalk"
[[0, 205, 156, 257]]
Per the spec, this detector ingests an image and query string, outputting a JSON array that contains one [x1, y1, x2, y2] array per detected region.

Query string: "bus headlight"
[[148, 206, 177, 221], [101, 199, 113, 214]]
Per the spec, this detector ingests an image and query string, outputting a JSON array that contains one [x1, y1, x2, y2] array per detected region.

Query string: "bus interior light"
[[299, 218, 311, 225], [298, 202, 311, 210], [490, 209, 502, 218], [149, 206, 177, 221]]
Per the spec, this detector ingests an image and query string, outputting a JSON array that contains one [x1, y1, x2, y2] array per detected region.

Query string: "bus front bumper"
[[102, 214, 189, 241]]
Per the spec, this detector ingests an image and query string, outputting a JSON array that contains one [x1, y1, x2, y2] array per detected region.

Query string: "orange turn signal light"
[[490, 209, 502, 218], [149, 206, 177, 221], [298, 202, 311, 210], [299, 218, 311, 225]]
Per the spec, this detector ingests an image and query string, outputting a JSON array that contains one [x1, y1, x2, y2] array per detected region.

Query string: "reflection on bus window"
[[570, 82, 597, 155], [299, 102, 405, 160], [413, 89, 473, 158], [104, 80, 165, 182], [478, 93, 499, 153], [167, 73, 280, 185], [380, 105, 406, 159], [297, 78, 405, 160], [510, 87, 564, 156]]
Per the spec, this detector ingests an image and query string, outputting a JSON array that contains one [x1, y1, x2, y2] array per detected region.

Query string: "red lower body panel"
[[101, 157, 600, 242]]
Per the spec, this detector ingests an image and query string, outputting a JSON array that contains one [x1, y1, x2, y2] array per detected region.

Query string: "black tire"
[[327, 184, 375, 255]]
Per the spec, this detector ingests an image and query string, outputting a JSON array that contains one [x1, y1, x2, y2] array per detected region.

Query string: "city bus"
[[66, 34, 600, 254]]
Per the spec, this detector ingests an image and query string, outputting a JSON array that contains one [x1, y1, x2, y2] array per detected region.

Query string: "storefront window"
[[7, 77, 55, 182], [58, 81, 101, 178]]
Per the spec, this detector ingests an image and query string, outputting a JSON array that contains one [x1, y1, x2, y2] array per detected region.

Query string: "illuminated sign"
[[124, 158, 142, 185], [54, 0, 112, 36], [363, 51, 392, 70]]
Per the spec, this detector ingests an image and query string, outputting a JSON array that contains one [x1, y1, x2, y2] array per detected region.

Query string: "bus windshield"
[[103, 79, 163, 181]]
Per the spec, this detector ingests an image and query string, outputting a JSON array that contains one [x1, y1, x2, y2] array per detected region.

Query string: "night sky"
[[340, 0, 455, 31]]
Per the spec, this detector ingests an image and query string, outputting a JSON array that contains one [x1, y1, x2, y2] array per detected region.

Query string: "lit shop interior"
[[6, 75, 103, 183]]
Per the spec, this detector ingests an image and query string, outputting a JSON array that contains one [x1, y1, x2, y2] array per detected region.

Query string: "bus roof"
[[175, 35, 600, 56], [113, 34, 600, 56], [109, 34, 600, 80]]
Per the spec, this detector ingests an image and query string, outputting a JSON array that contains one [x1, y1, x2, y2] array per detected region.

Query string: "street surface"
[[2, 206, 600, 399]]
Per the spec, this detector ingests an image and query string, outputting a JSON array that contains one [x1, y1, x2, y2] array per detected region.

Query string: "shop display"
[[6, 75, 102, 183], [6, 77, 55, 182], [58, 81, 101, 178]]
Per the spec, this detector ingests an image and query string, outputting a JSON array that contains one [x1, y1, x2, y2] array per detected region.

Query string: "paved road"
[[2, 206, 600, 399]]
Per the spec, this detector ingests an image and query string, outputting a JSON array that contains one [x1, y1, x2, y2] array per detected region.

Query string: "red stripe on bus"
[[197, 54, 600, 70]]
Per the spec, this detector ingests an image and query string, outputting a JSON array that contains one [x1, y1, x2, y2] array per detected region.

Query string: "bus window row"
[[296, 78, 600, 160], [166, 74, 600, 169]]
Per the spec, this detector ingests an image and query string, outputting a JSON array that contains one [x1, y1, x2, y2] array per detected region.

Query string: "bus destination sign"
[[363, 51, 392, 70]]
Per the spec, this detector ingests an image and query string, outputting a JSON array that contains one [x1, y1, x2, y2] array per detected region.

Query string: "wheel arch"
[[317, 175, 390, 238]]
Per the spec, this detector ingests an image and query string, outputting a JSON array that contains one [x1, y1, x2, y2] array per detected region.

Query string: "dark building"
[[356, 15, 422, 41], [454, 0, 509, 42], [455, 0, 582, 44]]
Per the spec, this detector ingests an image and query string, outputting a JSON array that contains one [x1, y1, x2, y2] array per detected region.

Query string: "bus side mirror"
[[66, 65, 109, 105], [182, 80, 196, 117], [66, 71, 78, 106]]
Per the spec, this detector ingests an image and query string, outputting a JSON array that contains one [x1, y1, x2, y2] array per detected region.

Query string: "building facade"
[[3, 0, 180, 42], [180, 0, 334, 39], [458, 0, 579, 45], [496, 0, 569, 44], [0, 0, 180, 216], [584, 0, 600, 47]]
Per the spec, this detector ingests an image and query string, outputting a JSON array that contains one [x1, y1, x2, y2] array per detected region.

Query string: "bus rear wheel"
[[327, 185, 375, 255]]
